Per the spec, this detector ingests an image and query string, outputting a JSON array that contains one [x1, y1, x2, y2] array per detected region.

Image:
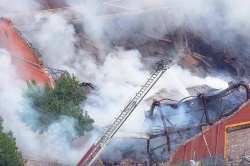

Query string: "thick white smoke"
[[0, 0, 246, 164], [61, 0, 250, 46], [0, 49, 85, 165], [0, 0, 41, 15], [32, 13, 77, 71]]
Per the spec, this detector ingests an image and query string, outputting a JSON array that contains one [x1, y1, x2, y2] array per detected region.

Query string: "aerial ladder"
[[77, 60, 169, 166]]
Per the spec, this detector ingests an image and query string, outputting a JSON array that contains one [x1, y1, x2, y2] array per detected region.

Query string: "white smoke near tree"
[[0, 40, 228, 165], [0, 48, 84, 164], [0, 0, 246, 164]]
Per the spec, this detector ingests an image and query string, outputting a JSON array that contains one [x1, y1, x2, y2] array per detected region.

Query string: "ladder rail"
[[77, 60, 168, 166]]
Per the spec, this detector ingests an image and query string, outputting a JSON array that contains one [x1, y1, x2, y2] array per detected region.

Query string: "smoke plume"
[[0, 0, 248, 164]]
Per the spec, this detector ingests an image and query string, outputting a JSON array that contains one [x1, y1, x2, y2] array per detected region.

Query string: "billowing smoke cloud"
[[0, 0, 245, 164], [83, 48, 150, 127], [0, 0, 41, 15], [61, 0, 250, 49], [32, 13, 77, 71], [0, 49, 24, 122], [166, 65, 228, 89], [181, 0, 250, 38], [0, 49, 84, 165]]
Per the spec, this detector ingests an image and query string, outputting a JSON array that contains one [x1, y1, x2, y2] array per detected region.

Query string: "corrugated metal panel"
[[0, 18, 53, 86], [169, 100, 250, 164]]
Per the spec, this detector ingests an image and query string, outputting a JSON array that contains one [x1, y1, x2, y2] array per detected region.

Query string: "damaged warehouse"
[[1, 0, 250, 165], [145, 82, 250, 164], [97, 82, 250, 165]]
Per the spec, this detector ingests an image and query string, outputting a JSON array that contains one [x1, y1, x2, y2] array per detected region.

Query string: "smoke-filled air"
[[0, 0, 249, 165]]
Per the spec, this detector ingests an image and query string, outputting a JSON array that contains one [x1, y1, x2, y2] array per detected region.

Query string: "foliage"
[[0, 116, 25, 166], [24, 75, 94, 137]]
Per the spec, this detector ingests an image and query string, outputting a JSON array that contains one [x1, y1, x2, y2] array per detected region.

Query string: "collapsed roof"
[[94, 82, 249, 164], [1, 1, 250, 165], [2, 1, 250, 80]]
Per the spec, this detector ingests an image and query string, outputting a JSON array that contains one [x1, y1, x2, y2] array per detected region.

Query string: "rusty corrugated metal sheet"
[[0, 18, 53, 86], [168, 99, 250, 164]]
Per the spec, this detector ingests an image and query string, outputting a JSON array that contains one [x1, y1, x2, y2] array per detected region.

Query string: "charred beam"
[[159, 106, 171, 151], [147, 139, 151, 166], [205, 83, 249, 100], [201, 94, 210, 124]]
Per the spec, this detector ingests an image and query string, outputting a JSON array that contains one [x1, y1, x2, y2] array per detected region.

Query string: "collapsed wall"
[[0, 18, 53, 86]]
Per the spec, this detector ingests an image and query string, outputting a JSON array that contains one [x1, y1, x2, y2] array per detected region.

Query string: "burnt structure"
[[144, 82, 250, 164], [96, 83, 250, 165], [2, 1, 250, 165], [4, 0, 250, 80], [169, 100, 250, 165]]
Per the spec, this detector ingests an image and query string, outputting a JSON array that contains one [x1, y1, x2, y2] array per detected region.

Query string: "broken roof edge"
[[167, 96, 250, 165], [0, 17, 55, 87], [0, 17, 43, 61]]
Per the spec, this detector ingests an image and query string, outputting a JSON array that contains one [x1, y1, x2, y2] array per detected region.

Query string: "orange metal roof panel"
[[0, 18, 53, 86]]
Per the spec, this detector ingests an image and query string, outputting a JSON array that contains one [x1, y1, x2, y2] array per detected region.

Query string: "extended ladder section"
[[77, 60, 168, 166]]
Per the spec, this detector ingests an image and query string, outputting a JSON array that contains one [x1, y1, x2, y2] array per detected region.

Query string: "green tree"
[[0, 116, 25, 166], [23, 75, 94, 137]]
